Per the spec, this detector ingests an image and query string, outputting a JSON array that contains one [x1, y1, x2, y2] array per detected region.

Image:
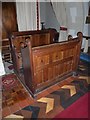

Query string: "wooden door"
[[2, 2, 18, 38], [2, 2, 18, 62]]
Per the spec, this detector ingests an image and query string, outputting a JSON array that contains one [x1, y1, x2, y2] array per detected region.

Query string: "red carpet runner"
[[54, 92, 89, 118]]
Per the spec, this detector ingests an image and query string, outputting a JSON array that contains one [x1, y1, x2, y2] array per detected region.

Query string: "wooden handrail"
[[83, 36, 90, 40]]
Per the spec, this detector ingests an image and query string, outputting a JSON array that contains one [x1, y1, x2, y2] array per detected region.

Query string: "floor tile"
[[18, 99, 30, 109], [9, 103, 20, 114], [2, 60, 89, 118], [26, 97, 35, 105], [36, 90, 49, 100], [2, 107, 11, 118]]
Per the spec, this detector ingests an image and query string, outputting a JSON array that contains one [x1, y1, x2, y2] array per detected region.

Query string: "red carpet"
[[54, 92, 89, 118], [2, 74, 18, 90]]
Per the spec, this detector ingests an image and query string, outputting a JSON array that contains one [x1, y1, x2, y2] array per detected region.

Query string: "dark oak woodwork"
[[2, 2, 18, 62], [9, 29, 82, 97], [20, 32, 83, 97], [2, 39, 11, 61], [2, 2, 18, 39], [9, 29, 58, 74]]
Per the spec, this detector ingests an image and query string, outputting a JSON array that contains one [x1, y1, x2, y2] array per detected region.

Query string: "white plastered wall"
[[0, 2, 5, 76], [0, 49, 5, 76], [64, 2, 84, 37], [40, 2, 60, 31], [82, 2, 90, 49], [16, 1, 37, 31]]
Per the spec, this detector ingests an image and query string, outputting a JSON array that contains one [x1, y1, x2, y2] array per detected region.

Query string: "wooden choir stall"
[[9, 29, 83, 97]]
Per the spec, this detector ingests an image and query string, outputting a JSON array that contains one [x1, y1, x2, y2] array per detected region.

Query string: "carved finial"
[[20, 42, 25, 48], [68, 35, 73, 41], [25, 37, 30, 44], [25, 37, 32, 46], [77, 32, 83, 38]]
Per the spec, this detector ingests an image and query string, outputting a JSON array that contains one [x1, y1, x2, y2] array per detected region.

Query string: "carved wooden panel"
[[31, 33, 50, 47], [32, 42, 77, 87]]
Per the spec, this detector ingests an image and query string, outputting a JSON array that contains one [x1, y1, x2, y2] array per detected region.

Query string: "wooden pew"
[[9, 29, 58, 75], [20, 32, 83, 97]]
